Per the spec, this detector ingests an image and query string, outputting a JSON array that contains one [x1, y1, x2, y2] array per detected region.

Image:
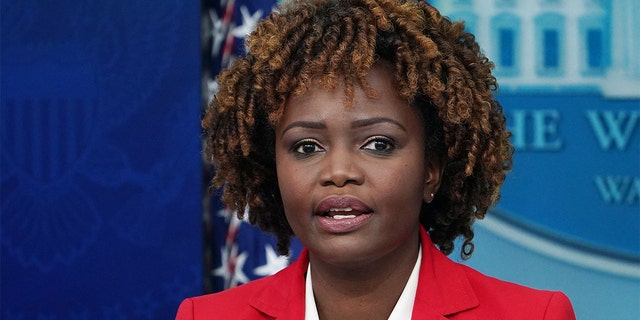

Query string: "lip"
[[314, 196, 373, 233]]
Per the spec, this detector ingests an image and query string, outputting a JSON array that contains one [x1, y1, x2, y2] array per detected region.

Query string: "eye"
[[361, 136, 396, 154], [292, 139, 324, 157]]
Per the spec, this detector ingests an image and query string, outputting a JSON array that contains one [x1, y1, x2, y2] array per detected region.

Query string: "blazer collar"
[[249, 226, 479, 319], [247, 247, 307, 319], [413, 227, 479, 318]]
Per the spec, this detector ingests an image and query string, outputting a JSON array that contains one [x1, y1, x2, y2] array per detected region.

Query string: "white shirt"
[[304, 245, 422, 320]]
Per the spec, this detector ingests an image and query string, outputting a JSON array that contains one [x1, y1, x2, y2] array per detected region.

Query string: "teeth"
[[329, 208, 353, 212], [332, 215, 356, 220]]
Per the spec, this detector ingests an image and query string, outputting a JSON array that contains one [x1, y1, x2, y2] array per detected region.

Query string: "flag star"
[[232, 6, 264, 38], [212, 246, 231, 284], [230, 250, 250, 286], [254, 245, 289, 277], [209, 9, 228, 58]]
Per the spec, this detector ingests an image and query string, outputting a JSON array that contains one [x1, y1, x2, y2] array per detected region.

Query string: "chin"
[[309, 237, 382, 266]]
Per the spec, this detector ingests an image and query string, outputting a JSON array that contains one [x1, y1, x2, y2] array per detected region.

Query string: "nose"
[[319, 148, 364, 187]]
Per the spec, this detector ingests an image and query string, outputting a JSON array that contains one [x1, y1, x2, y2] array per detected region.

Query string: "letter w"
[[595, 176, 633, 204], [586, 111, 639, 151]]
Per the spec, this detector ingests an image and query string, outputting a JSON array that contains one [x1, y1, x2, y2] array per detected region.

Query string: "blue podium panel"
[[475, 92, 639, 320], [1, 1, 202, 319], [499, 93, 639, 258], [429, 1, 640, 318], [468, 218, 640, 320]]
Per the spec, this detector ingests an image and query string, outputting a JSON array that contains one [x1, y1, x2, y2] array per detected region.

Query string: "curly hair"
[[203, 0, 513, 259]]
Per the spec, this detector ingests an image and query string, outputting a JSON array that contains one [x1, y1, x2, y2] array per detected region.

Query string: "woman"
[[178, 0, 576, 318]]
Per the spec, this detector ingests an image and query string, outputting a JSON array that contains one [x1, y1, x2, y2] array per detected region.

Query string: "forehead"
[[278, 63, 424, 134]]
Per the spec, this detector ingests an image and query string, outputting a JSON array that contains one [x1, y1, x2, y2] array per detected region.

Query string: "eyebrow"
[[280, 117, 407, 137], [280, 121, 327, 137], [352, 117, 407, 132]]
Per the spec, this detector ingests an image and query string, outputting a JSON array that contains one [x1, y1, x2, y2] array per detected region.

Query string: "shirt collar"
[[304, 245, 422, 320], [388, 244, 422, 319], [304, 263, 319, 320]]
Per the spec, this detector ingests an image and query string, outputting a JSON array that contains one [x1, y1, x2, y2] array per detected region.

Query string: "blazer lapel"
[[412, 227, 479, 319], [248, 249, 309, 319]]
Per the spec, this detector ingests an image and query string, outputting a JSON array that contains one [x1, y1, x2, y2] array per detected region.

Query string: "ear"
[[423, 155, 443, 204]]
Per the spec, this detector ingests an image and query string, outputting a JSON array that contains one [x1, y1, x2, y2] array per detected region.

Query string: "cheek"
[[378, 161, 426, 204], [275, 160, 304, 212]]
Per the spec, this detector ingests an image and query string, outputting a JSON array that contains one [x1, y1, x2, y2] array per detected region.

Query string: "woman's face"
[[275, 63, 440, 267]]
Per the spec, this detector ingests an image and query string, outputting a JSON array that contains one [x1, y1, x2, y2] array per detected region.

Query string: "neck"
[[308, 233, 421, 320]]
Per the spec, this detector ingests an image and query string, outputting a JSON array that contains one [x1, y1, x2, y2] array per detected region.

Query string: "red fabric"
[[176, 227, 575, 319]]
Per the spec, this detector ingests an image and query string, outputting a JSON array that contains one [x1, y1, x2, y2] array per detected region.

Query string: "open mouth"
[[315, 196, 373, 214], [314, 197, 374, 233], [323, 208, 368, 219]]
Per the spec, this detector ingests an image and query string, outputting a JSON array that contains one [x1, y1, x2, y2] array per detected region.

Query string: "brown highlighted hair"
[[203, 0, 513, 259]]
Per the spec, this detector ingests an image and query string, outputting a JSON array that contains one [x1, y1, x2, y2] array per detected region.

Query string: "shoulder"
[[175, 276, 274, 320], [175, 252, 309, 320], [418, 229, 575, 319], [459, 264, 576, 320]]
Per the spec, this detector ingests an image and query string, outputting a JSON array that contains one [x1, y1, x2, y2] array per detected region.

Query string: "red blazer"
[[176, 227, 575, 319]]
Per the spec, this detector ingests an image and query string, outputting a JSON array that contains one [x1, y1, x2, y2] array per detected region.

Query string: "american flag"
[[204, 0, 303, 293], [206, 0, 278, 99]]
